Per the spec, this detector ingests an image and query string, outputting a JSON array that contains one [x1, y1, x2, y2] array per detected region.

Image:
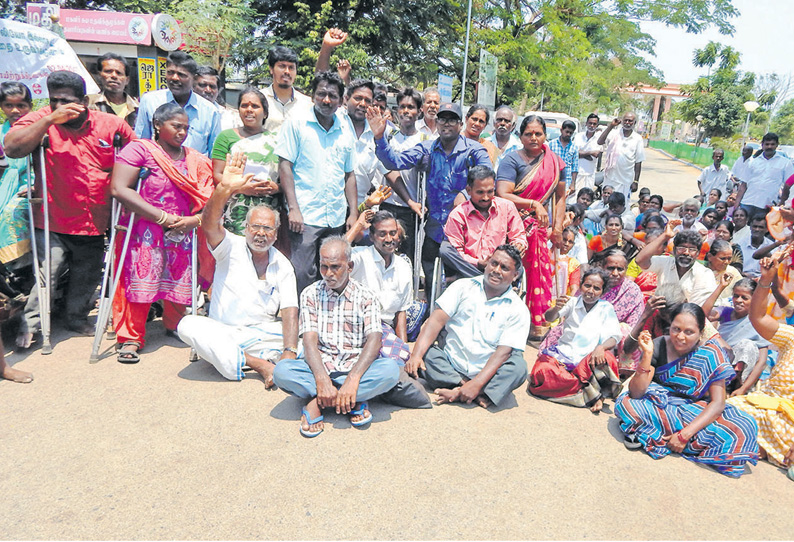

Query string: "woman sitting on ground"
[[529, 268, 622, 413], [615, 303, 759, 478], [704, 239, 742, 307], [713, 219, 743, 272], [588, 215, 635, 263], [110, 103, 213, 363], [727, 253, 794, 480], [702, 276, 769, 396]]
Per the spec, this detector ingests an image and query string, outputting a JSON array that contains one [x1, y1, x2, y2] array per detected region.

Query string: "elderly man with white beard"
[[178, 152, 299, 387]]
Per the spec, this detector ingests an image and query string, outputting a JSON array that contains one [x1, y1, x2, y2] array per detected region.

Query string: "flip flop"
[[117, 341, 141, 364], [349, 402, 373, 427], [788, 465, 794, 482], [299, 407, 324, 438]]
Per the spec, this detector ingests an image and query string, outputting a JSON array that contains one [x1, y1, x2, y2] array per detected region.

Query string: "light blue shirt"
[[487, 132, 522, 170], [275, 108, 356, 228], [435, 276, 530, 378], [134, 89, 221, 156]]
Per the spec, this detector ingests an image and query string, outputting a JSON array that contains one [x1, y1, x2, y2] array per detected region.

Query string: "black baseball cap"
[[436, 103, 462, 120]]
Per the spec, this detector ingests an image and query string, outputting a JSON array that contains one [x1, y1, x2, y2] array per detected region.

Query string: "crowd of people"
[[0, 28, 793, 481]]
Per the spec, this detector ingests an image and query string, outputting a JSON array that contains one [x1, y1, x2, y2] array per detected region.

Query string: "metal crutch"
[[24, 152, 46, 353], [413, 170, 427, 297], [188, 228, 199, 362], [30, 135, 53, 355], [105, 133, 124, 341], [89, 168, 148, 363]]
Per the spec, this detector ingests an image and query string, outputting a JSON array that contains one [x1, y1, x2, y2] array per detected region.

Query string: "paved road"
[[2, 148, 792, 540]]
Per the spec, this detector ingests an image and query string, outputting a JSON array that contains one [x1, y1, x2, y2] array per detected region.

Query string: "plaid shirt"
[[549, 137, 579, 188], [300, 278, 381, 374]]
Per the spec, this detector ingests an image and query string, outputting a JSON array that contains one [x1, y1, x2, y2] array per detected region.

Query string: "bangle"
[[357, 202, 367, 213], [156, 210, 168, 225], [759, 281, 773, 288], [628, 331, 638, 341], [195, 214, 202, 228], [676, 432, 689, 444], [636, 366, 652, 374]]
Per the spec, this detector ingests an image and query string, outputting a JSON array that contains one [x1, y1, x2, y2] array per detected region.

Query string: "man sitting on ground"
[[739, 214, 774, 278], [177, 153, 299, 386], [406, 245, 530, 408], [440, 165, 526, 278], [272, 237, 400, 437], [635, 220, 717, 305]]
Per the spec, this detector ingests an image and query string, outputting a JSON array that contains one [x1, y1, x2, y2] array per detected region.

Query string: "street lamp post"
[[742, 100, 760, 149]]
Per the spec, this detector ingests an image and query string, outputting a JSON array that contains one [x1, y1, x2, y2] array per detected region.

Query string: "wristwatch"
[[282, 346, 298, 355]]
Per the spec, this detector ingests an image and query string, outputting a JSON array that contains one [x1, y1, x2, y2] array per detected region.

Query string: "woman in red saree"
[[496, 115, 566, 339], [110, 103, 213, 362]]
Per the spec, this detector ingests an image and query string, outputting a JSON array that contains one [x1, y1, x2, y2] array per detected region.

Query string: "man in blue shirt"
[[134, 51, 221, 156], [276, 71, 358, 294], [369, 102, 492, 281], [549, 119, 579, 200]]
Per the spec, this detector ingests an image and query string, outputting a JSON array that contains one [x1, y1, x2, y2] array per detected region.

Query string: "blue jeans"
[[273, 356, 400, 401]]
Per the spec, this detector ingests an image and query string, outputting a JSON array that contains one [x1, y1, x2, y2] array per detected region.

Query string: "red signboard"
[[58, 9, 153, 45]]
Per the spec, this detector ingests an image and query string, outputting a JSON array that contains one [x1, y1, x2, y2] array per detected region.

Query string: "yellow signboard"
[[157, 56, 168, 90], [138, 57, 156, 96]]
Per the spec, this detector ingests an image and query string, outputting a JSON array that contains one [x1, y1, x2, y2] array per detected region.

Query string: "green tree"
[[771, 99, 794, 144]]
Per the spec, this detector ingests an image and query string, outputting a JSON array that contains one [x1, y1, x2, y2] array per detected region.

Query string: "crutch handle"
[[41, 134, 50, 150], [29, 198, 43, 204], [114, 225, 129, 232], [113, 132, 122, 150]]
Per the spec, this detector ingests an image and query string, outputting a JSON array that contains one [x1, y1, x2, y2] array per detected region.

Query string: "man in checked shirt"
[[273, 236, 400, 438]]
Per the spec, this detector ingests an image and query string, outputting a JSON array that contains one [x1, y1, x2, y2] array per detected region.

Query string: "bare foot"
[[590, 398, 604, 414], [245, 354, 276, 389], [15, 332, 34, 349], [475, 394, 493, 409], [301, 399, 324, 434], [435, 387, 461, 404], [2, 365, 33, 383]]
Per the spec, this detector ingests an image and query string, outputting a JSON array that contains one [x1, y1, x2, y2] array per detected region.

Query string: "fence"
[[649, 140, 740, 169]]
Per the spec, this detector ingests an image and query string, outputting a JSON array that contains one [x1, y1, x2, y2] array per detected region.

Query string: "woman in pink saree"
[[497, 115, 566, 339]]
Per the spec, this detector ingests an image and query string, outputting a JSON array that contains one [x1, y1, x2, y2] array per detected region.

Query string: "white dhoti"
[[567, 172, 597, 203], [178, 315, 298, 381]]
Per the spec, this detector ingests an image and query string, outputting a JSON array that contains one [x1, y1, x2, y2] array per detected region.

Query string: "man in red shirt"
[[440, 165, 527, 278], [5, 71, 135, 348]]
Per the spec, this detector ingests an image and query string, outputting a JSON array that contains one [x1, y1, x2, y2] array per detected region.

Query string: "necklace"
[[521, 148, 543, 166]]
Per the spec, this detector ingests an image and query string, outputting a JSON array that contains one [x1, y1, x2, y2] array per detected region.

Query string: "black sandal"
[[117, 341, 141, 364]]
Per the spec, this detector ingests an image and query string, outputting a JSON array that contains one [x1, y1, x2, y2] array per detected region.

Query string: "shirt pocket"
[[259, 282, 280, 318], [477, 309, 502, 346]]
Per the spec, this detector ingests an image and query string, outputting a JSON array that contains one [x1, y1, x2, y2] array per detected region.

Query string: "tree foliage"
[[771, 99, 794, 144]]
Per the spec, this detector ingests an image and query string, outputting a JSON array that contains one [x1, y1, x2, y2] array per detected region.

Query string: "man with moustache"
[[273, 236, 400, 437], [4, 71, 135, 347], [730, 145, 753, 195], [193, 66, 241, 131], [177, 153, 299, 386], [697, 148, 730, 200], [635, 220, 716, 305], [369, 102, 492, 281], [598, 112, 645, 200], [405, 245, 530, 409], [440, 165, 526, 278], [573, 113, 603, 193], [134, 51, 221, 155], [263, 46, 312, 134], [416, 87, 441, 139], [276, 71, 358, 294], [483, 105, 522, 170], [88, 53, 138, 127]]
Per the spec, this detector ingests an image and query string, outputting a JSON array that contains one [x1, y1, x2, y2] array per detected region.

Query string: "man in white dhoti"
[[597, 112, 645, 200], [178, 153, 299, 386]]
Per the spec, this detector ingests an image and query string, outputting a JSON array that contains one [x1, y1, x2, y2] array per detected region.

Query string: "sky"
[[639, 0, 793, 85]]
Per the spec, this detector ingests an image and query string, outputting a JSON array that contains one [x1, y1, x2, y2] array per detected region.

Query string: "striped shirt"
[[549, 137, 579, 188], [299, 278, 381, 373]]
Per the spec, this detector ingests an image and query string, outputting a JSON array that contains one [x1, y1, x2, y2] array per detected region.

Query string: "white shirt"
[[209, 233, 298, 327], [555, 297, 622, 365], [647, 255, 717, 306], [742, 152, 794, 208], [738, 236, 774, 277], [416, 117, 439, 140], [338, 112, 388, 205], [673, 221, 708, 238], [436, 276, 530, 378], [263, 84, 312, 134], [603, 130, 645, 196], [573, 131, 603, 176], [569, 230, 588, 266], [733, 225, 750, 246], [383, 129, 425, 207], [731, 155, 753, 183], [350, 246, 413, 322], [698, 163, 731, 196], [487, 132, 522, 171]]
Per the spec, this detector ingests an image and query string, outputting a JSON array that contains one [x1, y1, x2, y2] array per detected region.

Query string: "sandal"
[[117, 341, 141, 364], [300, 407, 324, 438], [349, 402, 373, 428]]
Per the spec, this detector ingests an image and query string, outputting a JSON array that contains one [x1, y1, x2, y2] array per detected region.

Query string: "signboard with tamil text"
[[138, 57, 156, 97], [478, 49, 497, 107], [438, 74, 453, 104]]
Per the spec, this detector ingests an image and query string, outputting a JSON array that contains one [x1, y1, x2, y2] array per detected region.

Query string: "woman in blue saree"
[[0, 83, 32, 269], [615, 303, 759, 477]]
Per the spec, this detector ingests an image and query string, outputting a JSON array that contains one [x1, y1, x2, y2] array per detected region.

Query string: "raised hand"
[[366, 105, 388, 140], [637, 330, 653, 356], [555, 295, 569, 310], [665, 218, 682, 238], [336, 59, 352, 81], [364, 185, 392, 208], [323, 27, 348, 48]]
